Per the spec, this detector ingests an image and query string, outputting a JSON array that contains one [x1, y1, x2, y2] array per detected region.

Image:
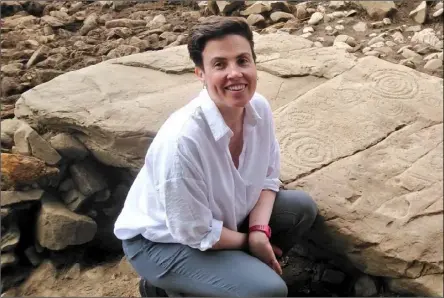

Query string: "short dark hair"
[[187, 16, 256, 70]]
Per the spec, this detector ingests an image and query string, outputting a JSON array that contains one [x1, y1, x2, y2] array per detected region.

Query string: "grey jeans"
[[122, 189, 318, 297]]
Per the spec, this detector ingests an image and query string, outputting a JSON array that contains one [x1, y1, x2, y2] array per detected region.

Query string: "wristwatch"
[[249, 225, 272, 239]]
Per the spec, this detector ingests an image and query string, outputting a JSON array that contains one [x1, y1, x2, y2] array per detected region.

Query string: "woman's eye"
[[214, 62, 223, 69], [239, 58, 249, 65]]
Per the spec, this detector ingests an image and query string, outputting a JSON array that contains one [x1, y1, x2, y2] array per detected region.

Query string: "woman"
[[114, 16, 318, 297]]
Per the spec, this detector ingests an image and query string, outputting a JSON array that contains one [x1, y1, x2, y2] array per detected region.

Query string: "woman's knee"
[[241, 275, 288, 297], [279, 190, 318, 222], [298, 191, 318, 224]]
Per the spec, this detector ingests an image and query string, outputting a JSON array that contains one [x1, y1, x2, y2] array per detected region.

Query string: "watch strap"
[[249, 225, 272, 238]]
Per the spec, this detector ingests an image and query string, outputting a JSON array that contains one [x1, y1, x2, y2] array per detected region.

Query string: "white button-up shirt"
[[113, 89, 281, 251]]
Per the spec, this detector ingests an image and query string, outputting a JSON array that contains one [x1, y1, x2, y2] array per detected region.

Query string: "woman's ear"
[[194, 67, 205, 84]]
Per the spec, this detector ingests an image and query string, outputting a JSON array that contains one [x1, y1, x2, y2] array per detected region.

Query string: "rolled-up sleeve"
[[263, 137, 281, 192], [263, 100, 281, 192], [157, 177, 222, 251]]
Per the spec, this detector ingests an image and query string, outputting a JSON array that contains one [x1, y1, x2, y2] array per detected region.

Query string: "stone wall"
[[1, 118, 134, 290]]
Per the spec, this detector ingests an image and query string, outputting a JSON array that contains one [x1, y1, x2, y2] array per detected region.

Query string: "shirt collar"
[[198, 89, 262, 142]]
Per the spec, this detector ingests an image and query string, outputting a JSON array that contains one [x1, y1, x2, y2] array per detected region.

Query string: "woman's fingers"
[[272, 258, 283, 275], [267, 246, 283, 275], [271, 244, 283, 257]]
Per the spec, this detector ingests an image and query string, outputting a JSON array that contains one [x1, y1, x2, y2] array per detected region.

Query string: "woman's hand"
[[248, 231, 283, 275]]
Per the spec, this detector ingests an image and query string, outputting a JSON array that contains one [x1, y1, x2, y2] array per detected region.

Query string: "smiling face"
[[195, 34, 257, 109]]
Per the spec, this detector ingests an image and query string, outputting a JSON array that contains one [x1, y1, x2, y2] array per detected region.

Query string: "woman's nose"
[[227, 65, 243, 79]]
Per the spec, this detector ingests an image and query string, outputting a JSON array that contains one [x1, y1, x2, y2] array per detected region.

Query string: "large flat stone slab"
[[276, 56, 443, 296], [275, 56, 443, 182], [15, 34, 330, 169]]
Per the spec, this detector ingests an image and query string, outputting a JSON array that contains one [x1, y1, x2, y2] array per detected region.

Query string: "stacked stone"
[[1, 118, 130, 291]]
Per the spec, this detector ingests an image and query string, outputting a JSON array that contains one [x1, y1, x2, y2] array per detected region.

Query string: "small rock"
[[369, 33, 377, 37], [1, 221, 20, 252], [295, 4, 308, 19], [354, 274, 379, 296], [365, 50, 381, 57], [2, 76, 22, 96], [112, 1, 129, 11], [68, 2, 83, 14], [48, 133, 88, 160], [411, 28, 443, 49], [335, 25, 344, 31], [358, 1, 397, 19], [368, 36, 385, 46], [246, 14, 265, 26], [433, 8, 444, 17], [41, 15, 65, 27], [79, 13, 98, 36], [99, 13, 113, 24], [321, 268, 345, 284], [406, 25, 422, 32], [376, 46, 393, 55], [371, 21, 385, 28], [159, 32, 177, 44], [128, 36, 149, 51], [401, 48, 422, 63], [14, 123, 62, 165], [64, 263, 81, 279], [400, 58, 416, 68], [148, 14, 166, 29], [105, 18, 146, 29], [300, 33, 312, 38], [106, 27, 133, 40], [24, 246, 42, 267], [385, 41, 397, 47], [424, 52, 440, 61], [1, 252, 17, 269], [392, 31, 404, 43], [413, 44, 434, 55], [59, 178, 75, 192], [107, 44, 140, 59], [62, 189, 87, 212], [353, 22, 367, 32], [424, 59, 443, 70], [317, 4, 326, 14], [26, 45, 50, 69], [1, 189, 44, 207], [36, 193, 97, 251], [69, 159, 107, 197], [333, 41, 352, 50], [1, 63, 24, 77], [216, 1, 243, 15], [370, 41, 385, 48], [362, 47, 372, 54], [2, 118, 28, 143], [332, 11, 346, 18], [1, 153, 60, 190], [303, 26, 314, 33], [240, 2, 271, 16], [436, 2, 444, 11], [314, 41, 323, 48], [409, 1, 427, 24], [93, 188, 111, 202], [325, 26, 333, 31], [382, 18, 391, 25], [335, 35, 356, 47], [308, 12, 323, 25], [346, 10, 357, 17], [397, 45, 412, 54], [329, 1, 345, 10], [270, 11, 295, 22]]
